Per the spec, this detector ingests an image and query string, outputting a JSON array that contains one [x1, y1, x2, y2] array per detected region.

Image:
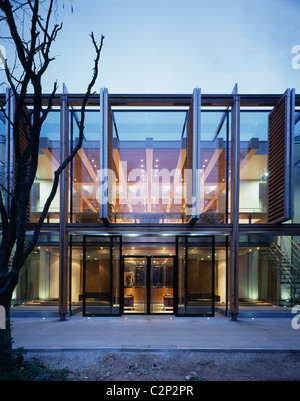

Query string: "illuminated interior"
[[29, 106, 274, 225], [2, 92, 298, 317]]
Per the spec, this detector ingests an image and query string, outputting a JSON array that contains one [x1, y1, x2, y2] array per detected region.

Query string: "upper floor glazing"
[[1, 89, 299, 226]]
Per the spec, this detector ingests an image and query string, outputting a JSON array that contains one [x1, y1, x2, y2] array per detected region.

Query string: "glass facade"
[[112, 109, 188, 223], [1, 89, 298, 318], [12, 234, 60, 308], [239, 110, 270, 224], [70, 108, 102, 223], [239, 235, 300, 308], [82, 236, 121, 315], [31, 110, 61, 223], [197, 109, 230, 224]]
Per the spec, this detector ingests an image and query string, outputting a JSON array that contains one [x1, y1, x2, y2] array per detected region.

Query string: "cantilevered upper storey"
[[1, 86, 299, 227]]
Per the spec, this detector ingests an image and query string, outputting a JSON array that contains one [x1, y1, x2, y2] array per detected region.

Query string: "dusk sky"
[[3, 0, 300, 95]]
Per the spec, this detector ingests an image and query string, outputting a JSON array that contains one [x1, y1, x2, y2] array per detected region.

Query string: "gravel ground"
[[25, 350, 300, 381]]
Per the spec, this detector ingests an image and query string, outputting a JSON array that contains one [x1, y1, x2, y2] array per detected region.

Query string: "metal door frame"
[[176, 235, 215, 317], [121, 255, 176, 315], [82, 235, 122, 317]]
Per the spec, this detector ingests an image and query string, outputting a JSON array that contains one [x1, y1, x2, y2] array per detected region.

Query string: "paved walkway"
[[10, 315, 300, 352]]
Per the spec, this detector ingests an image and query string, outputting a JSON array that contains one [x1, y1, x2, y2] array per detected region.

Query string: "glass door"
[[150, 257, 174, 314], [82, 236, 121, 316], [122, 256, 174, 314], [123, 256, 147, 314], [176, 236, 215, 316]]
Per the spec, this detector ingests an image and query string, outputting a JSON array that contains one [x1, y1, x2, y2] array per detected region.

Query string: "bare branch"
[[0, 182, 25, 205], [23, 33, 105, 262], [40, 80, 58, 124], [0, 0, 30, 72]]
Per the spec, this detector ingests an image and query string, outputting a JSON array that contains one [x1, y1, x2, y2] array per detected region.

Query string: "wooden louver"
[[267, 89, 295, 223], [13, 103, 31, 221]]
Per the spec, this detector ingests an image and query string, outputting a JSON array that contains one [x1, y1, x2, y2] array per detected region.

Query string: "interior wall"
[[71, 259, 81, 302], [239, 181, 260, 212], [49, 253, 59, 300], [216, 259, 226, 303], [84, 260, 110, 293], [187, 260, 212, 294], [239, 253, 248, 299], [38, 250, 50, 300]]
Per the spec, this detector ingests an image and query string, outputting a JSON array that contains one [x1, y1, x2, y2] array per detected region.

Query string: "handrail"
[[268, 247, 295, 282], [271, 243, 298, 273], [291, 251, 300, 266], [285, 237, 300, 266], [287, 236, 300, 251]]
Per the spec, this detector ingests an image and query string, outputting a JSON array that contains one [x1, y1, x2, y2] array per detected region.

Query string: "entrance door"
[[177, 236, 215, 316], [82, 236, 121, 316], [122, 256, 174, 314]]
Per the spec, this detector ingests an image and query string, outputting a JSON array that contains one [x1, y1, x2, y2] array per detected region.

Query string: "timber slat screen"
[[13, 101, 31, 222], [267, 89, 295, 224]]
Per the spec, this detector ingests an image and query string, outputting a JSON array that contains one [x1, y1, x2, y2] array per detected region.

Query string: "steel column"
[[59, 84, 69, 321], [230, 84, 240, 320]]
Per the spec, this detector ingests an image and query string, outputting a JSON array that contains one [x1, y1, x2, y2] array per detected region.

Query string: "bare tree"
[[0, 0, 104, 350]]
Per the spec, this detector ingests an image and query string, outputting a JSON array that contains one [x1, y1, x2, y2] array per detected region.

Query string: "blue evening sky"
[[4, 0, 300, 95]]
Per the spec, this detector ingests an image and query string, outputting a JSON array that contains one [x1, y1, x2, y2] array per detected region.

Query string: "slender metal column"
[[230, 84, 240, 320], [59, 84, 69, 321]]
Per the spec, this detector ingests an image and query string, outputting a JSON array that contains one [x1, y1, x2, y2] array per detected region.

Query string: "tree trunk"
[[0, 296, 13, 353], [0, 269, 19, 354]]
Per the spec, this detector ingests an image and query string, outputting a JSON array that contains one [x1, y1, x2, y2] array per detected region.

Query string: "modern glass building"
[[1, 85, 300, 319]]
